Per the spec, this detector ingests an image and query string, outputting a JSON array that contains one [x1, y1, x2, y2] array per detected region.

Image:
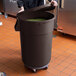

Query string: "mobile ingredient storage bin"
[[16, 4, 55, 72]]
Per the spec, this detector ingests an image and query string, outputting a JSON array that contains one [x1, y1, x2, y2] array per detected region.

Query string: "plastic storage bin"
[[16, 4, 55, 72]]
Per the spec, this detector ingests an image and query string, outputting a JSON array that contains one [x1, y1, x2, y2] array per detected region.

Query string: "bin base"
[[24, 64, 48, 72]]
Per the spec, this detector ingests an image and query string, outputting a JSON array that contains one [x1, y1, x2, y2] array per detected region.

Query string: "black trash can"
[[17, 4, 55, 72]]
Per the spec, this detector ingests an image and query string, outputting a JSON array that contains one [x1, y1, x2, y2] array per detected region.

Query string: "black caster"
[[32, 69, 37, 73], [44, 66, 48, 70], [62, 33, 66, 35], [45, 66, 48, 69]]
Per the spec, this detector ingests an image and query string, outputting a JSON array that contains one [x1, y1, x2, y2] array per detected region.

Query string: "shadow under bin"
[[16, 4, 55, 72]]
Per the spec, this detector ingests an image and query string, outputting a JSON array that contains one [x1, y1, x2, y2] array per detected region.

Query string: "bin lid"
[[17, 3, 55, 16], [26, 3, 55, 12]]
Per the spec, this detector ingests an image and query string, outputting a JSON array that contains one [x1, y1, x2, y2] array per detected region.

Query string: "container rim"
[[19, 12, 55, 23]]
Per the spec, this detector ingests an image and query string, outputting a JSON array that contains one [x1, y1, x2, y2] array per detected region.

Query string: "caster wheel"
[[44, 66, 48, 70], [4, 13, 8, 18], [44, 67, 48, 70], [62, 33, 66, 35], [32, 69, 37, 73], [5, 15, 8, 18]]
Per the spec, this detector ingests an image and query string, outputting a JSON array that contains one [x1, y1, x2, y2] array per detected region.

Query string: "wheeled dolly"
[[25, 64, 48, 73]]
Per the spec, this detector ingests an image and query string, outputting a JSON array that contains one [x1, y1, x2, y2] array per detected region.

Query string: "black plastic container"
[[17, 4, 55, 72]]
